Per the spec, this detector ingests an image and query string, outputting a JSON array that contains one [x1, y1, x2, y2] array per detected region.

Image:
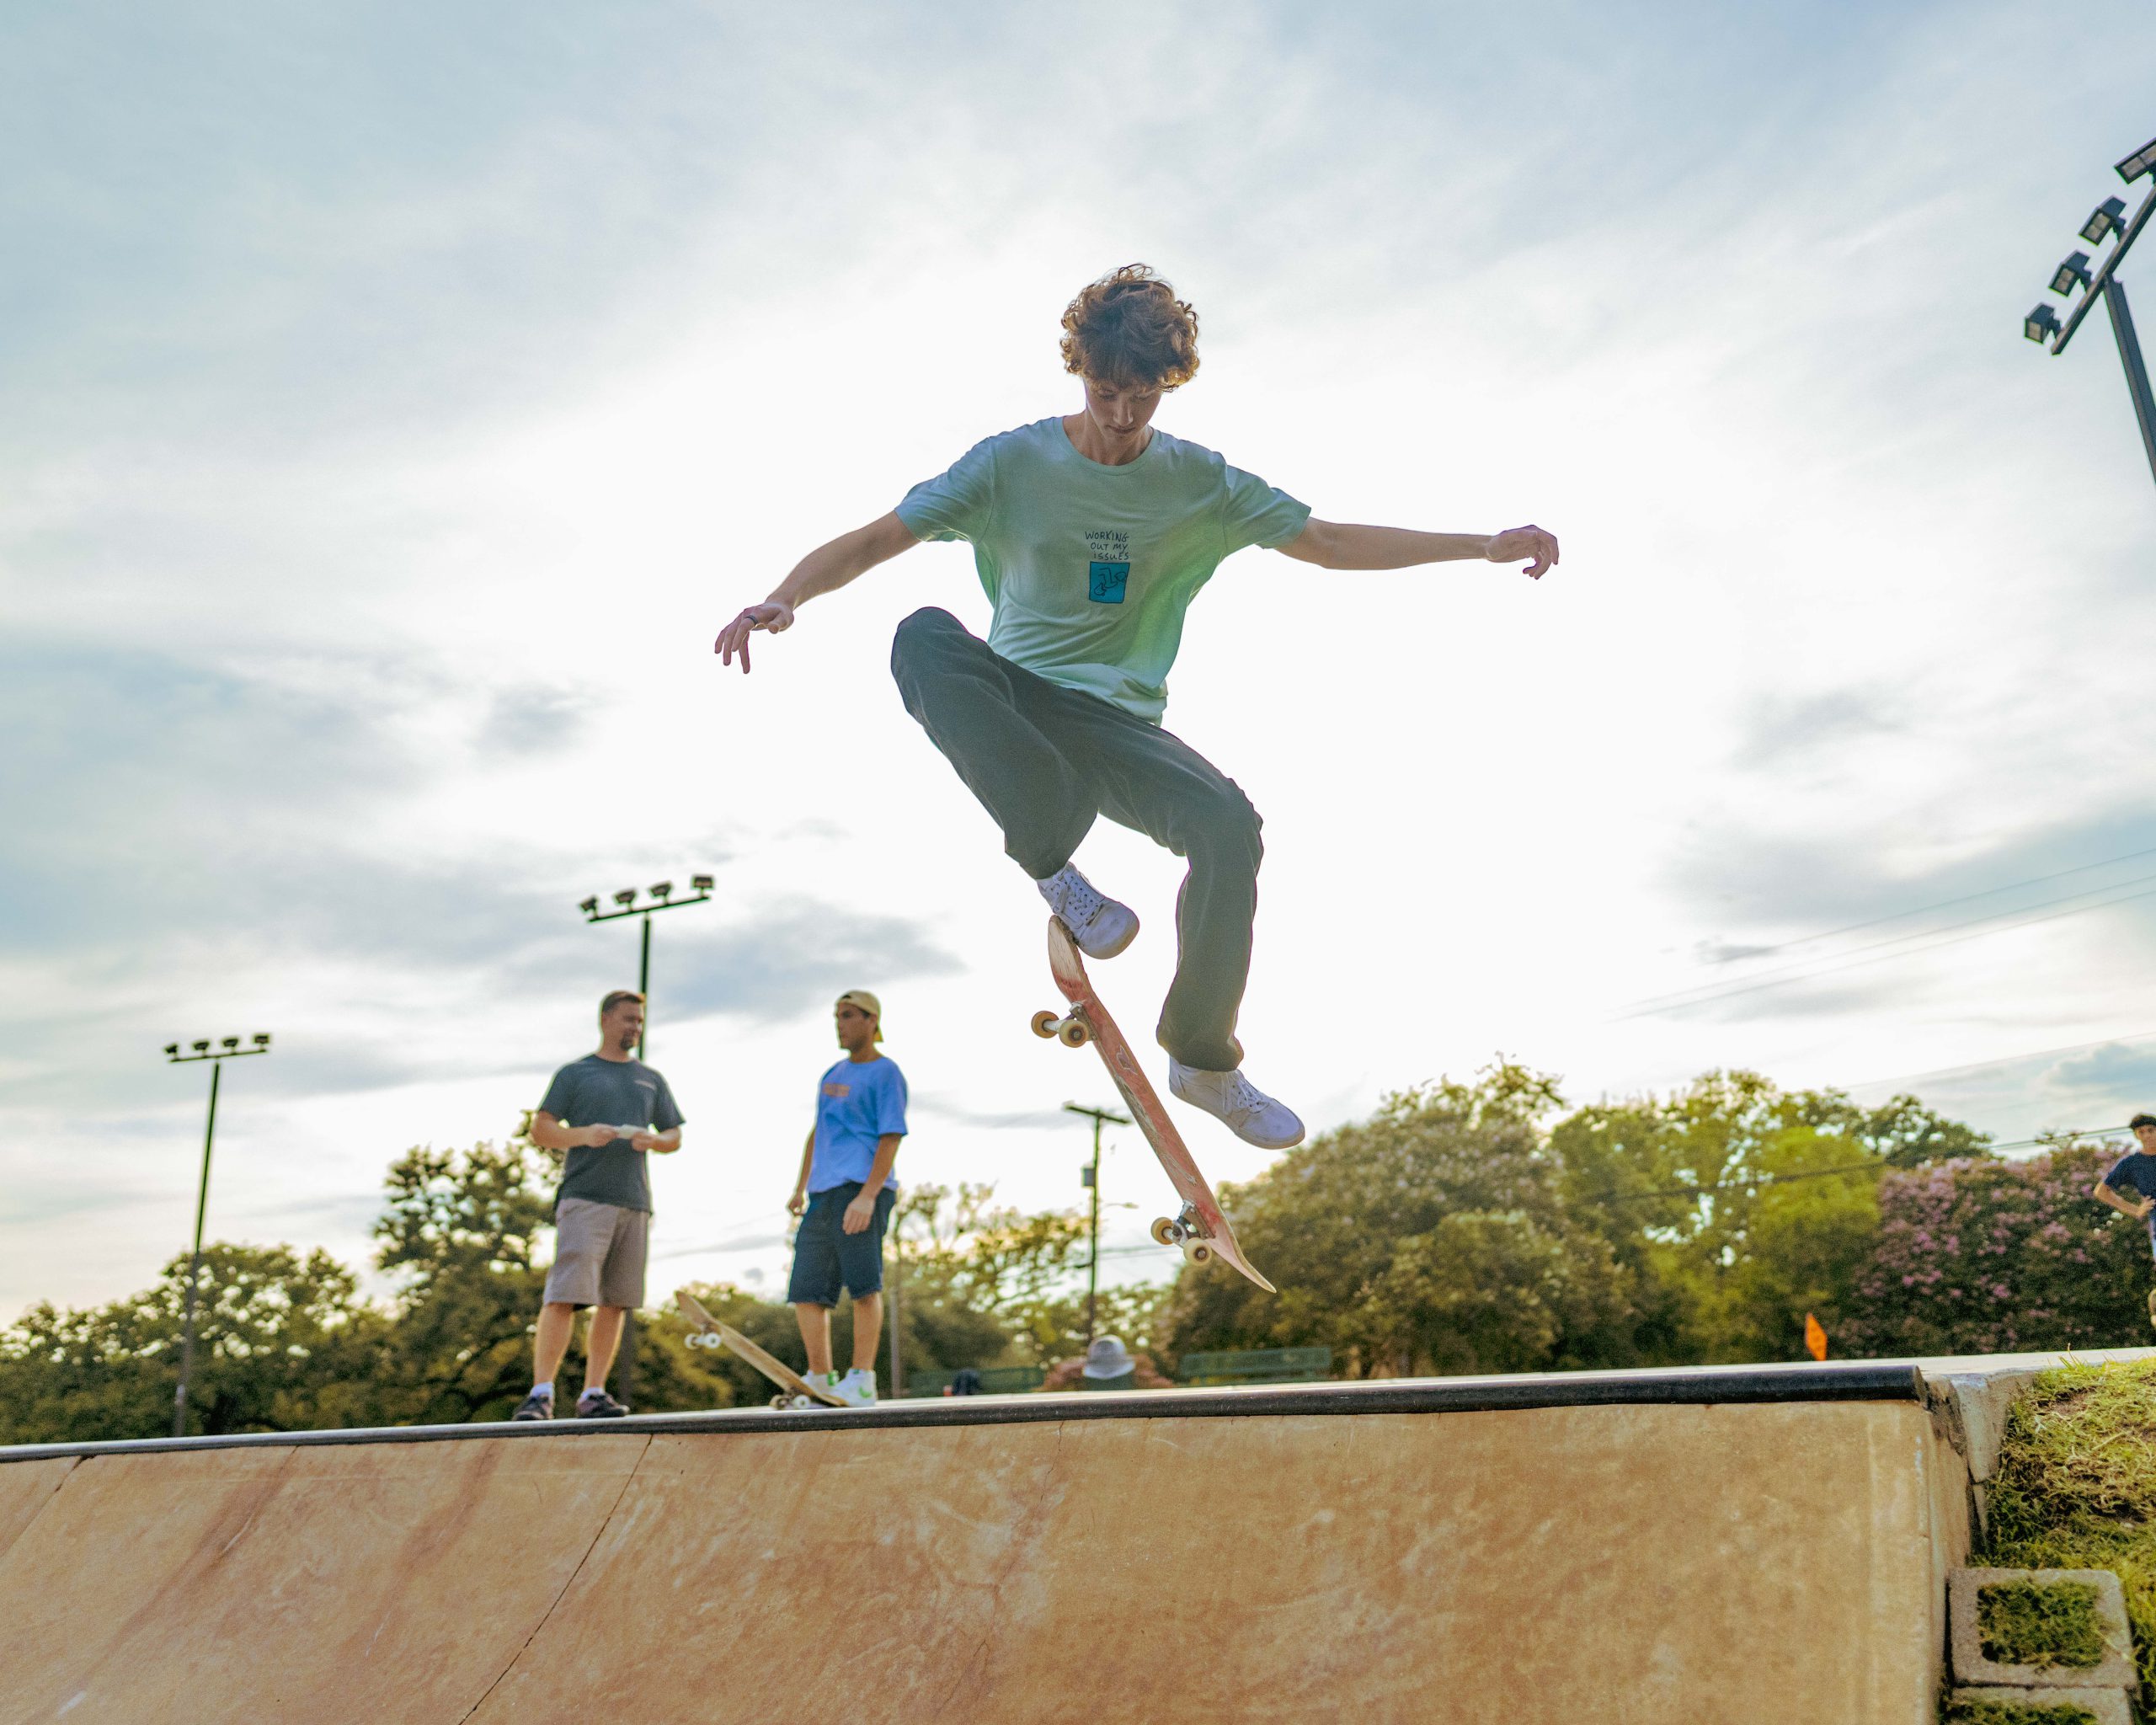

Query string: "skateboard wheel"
[[1183, 1241, 1215, 1267], [1031, 1010, 1061, 1039], [1057, 1017, 1091, 1047], [1150, 1215, 1186, 1248]]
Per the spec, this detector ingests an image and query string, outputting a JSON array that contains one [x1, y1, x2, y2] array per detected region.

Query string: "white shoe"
[[831, 1368, 878, 1408], [1167, 1059, 1305, 1150], [1037, 864, 1139, 959]]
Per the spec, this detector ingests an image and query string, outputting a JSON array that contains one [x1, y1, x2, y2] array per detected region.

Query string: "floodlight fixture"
[[2118, 137, 2156, 184], [648, 881, 673, 900], [612, 889, 638, 908], [2025, 304, 2063, 344], [164, 1043, 179, 1058], [2084, 196, 2129, 244], [191, 1039, 211, 1054], [2051, 251, 2095, 296], [691, 873, 715, 893], [579, 895, 600, 916], [252, 1033, 271, 1048]]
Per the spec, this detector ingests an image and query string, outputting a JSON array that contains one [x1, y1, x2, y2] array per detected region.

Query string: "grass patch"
[[1982, 1354, 2156, 1693], [1977, 1578, 2106, 1669], [1941, 1701, 2100, 1725]]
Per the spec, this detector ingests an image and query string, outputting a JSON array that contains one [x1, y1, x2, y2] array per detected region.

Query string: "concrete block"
[[1949, 1567, 2135, 1690], [1934, 1370, 2044, 1486], [1946, 1686, 2132, 1724]]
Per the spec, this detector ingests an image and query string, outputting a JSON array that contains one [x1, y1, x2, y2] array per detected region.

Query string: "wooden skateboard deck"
[[675, 1289, 848, 1408], [1038, 916, 1276, 1294]]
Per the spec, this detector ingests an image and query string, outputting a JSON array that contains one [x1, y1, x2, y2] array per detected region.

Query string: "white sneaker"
[[1037, 864, 1139, 959], [831, 1368, 878, 1408], [1167, 1059, 1306, 1150]]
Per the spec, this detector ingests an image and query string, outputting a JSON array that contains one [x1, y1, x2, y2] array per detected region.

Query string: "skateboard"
[[675, 1289, 848, 1409], [1033, 916, 1277, 1293]]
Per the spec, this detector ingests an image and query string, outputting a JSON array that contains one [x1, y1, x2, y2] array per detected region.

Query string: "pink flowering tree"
[[1839, 1140, 2150, 1357]]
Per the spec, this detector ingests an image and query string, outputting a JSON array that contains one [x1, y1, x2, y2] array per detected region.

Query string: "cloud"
[[2045, 1044, 2156, 1103], [477, 689, 591, 758], [1732, 688, 1906, 772]]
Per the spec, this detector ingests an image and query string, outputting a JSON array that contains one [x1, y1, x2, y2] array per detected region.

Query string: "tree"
[[893, 1183, 1092, 1367], [1838, 1139, 2149, 1357], [1545, 1071, 1988, 1362], [366, 1140, 558, 1423], [1162, 1063, 1641, 1378], [0, 1244, 387, 1443], [371, 1140, 738, 1419]]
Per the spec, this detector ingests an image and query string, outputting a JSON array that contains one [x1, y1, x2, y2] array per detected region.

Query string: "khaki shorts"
[[543, 1198, 649, 1309]]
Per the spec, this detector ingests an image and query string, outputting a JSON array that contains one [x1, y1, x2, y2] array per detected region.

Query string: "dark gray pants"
[[891, 606, 1260, 1071]]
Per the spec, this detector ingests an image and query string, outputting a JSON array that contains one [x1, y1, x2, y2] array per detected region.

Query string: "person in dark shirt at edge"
[[2093, 1111, 2156, 1330], [513, 990, 685, 1419]]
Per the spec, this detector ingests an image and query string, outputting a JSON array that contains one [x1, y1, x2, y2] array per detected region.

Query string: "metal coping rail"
[[0, 1361, 1924, 1463]]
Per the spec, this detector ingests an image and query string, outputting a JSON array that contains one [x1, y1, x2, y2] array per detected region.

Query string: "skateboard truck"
[[1148, 1201, 1216, 1267], [1030, 1009, 1092, 1048]]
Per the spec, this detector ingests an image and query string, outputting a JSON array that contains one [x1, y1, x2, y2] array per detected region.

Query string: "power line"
[[1700, 843, 2156, 966], [1613, 878, 2156, 1020], [1581, 1124, 2135, 1209]]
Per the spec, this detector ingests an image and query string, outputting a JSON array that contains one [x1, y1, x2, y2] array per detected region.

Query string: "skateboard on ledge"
[[1034, 916, 1276, 1294], [676, 1289, 847, 1409]]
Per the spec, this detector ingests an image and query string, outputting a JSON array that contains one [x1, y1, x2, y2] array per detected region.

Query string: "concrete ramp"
[[0, 1359, 2045, 1723]]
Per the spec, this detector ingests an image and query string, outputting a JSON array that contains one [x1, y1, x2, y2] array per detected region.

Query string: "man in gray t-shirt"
[[714, 264, 1560, 1151], [512, 990, 684, 1421]]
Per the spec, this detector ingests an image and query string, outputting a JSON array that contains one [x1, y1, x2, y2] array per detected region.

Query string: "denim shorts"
[[787, 1182, 894, 1306]]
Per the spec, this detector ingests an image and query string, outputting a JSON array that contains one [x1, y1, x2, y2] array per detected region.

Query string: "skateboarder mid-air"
[[715, 264, 1559, 1149]]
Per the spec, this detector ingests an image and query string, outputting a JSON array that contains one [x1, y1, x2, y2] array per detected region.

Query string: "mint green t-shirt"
[[894, 418, 1310, 724]]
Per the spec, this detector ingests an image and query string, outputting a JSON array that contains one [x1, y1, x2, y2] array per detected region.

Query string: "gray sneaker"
[[510, 1387, 555, 1422], [1167, 1059, 1305, 1150], [1038, 864, 1139, 959], [576, 1388, 630, 1418]]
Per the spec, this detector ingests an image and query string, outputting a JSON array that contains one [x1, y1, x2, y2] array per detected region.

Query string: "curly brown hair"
[[1059, 264, 1200, 390]]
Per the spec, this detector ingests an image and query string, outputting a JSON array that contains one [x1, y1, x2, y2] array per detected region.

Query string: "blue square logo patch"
[[1088, 561, 1129, 604]]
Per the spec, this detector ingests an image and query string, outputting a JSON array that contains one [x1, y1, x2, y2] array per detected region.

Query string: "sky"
[[5, 2, 2156, 1322]]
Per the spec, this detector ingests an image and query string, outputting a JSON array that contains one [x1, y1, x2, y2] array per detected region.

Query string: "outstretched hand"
[[714, 602, 796, 671], [1486, 525, 1560, 579]]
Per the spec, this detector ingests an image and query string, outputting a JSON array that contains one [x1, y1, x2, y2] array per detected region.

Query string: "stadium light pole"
[[576, 874, 716, 1058], [2026, 133, 2156, 490], [163, 1033, 271, 1437], [575, 873, 713, 1407], [1065, 1101, 1131, 1346]]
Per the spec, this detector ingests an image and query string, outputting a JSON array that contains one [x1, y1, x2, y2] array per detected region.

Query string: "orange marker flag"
[[1804, 1312, 1828, 1361]]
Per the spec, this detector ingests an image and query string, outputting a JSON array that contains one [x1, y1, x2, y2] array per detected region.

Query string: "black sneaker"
[[576, 1388, 629, 1418], [510, 1388, 555, 1422]]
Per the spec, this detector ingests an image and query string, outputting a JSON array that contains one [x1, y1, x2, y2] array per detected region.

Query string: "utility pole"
[[2025, 133, 2156, 491], [1065, 1102, 1130, 1346], [577, 873, 713, 1407], [163, 1033, 272, 1437]]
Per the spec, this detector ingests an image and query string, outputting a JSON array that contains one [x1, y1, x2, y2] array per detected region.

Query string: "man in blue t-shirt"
[[787, 990, 907, 1407], [2095, 1112, 2156, 1328], [715, 264, 1560, 1152]]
